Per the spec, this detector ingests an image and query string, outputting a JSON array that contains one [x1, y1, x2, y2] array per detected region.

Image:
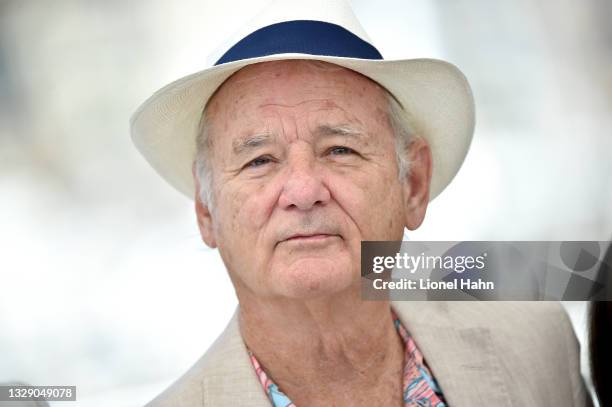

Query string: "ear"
[[401, 137, 432, 230], [193, 165, 217, 248]]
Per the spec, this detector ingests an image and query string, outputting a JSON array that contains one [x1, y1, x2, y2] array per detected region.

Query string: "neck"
[[238, 286, 404, 406]]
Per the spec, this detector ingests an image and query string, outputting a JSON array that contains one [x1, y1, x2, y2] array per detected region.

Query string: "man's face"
[[197, 60, 430, 300]]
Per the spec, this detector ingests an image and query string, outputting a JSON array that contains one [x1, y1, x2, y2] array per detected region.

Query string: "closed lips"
[[286, 234, 335, 240]]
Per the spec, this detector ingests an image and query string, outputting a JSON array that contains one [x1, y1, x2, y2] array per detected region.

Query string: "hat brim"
[[130, 53, 475, 201]]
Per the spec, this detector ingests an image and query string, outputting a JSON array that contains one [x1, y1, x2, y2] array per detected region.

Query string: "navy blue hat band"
[[215, 20, 383, 65]]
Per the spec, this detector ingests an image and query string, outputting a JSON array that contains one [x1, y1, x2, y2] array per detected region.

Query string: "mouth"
[[285, 233, 336, 242], [277, 233, 342, 248]]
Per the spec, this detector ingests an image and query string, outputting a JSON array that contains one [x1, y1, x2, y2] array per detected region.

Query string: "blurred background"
[[0, 0, 610, 405]]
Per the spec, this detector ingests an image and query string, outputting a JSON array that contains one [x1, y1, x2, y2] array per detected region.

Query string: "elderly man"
[[131, 1, 590, 406]]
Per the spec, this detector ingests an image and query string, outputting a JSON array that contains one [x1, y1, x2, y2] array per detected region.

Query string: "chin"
[[271, 257, 357, 299]]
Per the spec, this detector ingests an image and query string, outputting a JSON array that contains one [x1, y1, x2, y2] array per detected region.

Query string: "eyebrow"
[[232, 133, 274, 155], [315, 124, 364, 139]]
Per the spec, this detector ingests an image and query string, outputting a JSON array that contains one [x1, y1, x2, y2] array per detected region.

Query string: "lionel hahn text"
[[372, 278, 495, 291]]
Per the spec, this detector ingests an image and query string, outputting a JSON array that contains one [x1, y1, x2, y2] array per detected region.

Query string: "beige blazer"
[[147, 302, 591, 406]]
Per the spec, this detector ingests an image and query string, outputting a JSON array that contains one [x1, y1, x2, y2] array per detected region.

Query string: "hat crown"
[[211, 0, 374, 64], [251, 0, 371, 41]]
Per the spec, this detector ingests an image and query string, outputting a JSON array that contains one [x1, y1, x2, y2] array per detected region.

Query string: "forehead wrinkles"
[[210, 61, 386, 108], [258, 100, 368, 142], [257, 98, 346, 116], [204, 61, 389, 146]]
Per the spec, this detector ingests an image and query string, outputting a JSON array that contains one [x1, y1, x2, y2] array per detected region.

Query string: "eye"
[[329, 146, 355, 155], [244, 155, 273, 169]]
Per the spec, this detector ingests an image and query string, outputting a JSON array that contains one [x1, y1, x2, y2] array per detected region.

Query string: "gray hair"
[[194, 90, 415, 209]]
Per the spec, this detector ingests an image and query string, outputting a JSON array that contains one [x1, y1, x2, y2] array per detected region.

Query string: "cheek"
[[216, 181, 278, 243], [328, 168, 404, 240], [213, 181, 278, 277]]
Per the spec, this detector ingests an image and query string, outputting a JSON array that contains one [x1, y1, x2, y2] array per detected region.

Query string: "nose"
[[278, 155, 331, 211]]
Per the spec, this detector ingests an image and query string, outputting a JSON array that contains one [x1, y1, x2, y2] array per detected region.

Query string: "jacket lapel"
[[392, 301, 513, 407], [200, 309, 271, 407]]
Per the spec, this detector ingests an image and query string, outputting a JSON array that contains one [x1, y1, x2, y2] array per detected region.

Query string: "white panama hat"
[[130, 0, 475, 201]]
